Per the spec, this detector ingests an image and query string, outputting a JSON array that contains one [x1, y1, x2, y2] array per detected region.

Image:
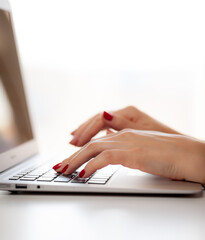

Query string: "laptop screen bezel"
[[0, 0, 38, 173]]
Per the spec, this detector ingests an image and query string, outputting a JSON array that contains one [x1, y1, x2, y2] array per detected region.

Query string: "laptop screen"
[[0, 9, 33, 154]]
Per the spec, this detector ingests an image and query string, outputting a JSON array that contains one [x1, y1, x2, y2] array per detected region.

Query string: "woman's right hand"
[[70, 106, 180, 147]]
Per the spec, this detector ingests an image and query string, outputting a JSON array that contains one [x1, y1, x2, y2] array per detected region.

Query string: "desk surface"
[[0, 190, 204, 240]]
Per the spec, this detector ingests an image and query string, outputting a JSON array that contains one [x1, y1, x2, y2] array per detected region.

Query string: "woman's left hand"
[[53, 129, 205, 185]]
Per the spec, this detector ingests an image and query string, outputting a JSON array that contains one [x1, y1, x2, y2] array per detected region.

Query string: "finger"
[[70, 130, 77, 135], [70, 114, 103, 145], [55, 146, 85, 173], [80, 145, 177, 180], [70, 106, 138, 142], [115, 105, 138, 119], [70, 118, 95, 144], [71, 120, 90, 137], [102, 111, 136, 131], [59, 130, 148, 173], [70, 106, 138, 145], [80, 149, 133, 178], [65, 131, 124, 172], [62, 140, 129, 175], [75, 116, 105, 146]]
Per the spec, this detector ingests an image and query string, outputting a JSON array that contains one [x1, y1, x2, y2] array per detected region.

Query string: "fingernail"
[[53, 163, 62, 171], [79, 169, 85, 178], [61, 164, 69, 173], [103, 111, 113, 121]]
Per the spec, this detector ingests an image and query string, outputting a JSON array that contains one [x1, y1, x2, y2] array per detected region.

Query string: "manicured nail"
[[79, 169, 85, 178], [61, 164, 69, 173], [103, 111, 113, 121], [53, 163, 62, 171]]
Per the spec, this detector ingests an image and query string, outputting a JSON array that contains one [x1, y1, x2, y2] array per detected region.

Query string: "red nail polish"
[[61, 164, 69, 173], [79, 169, 85, 178], [53, 163, 62, 170], [103, 111, 113, 121]]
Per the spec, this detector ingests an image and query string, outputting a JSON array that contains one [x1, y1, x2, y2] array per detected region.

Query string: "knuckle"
[[91, 113, 102, 123], [96, 113, 102, 121], [93, 115, 101, 126], [126, 105, 137, 111], [94, 113, 101, 118]]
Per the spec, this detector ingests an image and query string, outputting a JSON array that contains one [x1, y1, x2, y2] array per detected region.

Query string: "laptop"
[[0, 0, 203, 195]]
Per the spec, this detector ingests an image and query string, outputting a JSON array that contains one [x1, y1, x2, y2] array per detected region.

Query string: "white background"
[[1, 4, 205, 240], [8, 0, 205, 152]]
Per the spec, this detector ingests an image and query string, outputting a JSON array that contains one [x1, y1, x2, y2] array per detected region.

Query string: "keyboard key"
[[66, 173, 78, 178], [30, 171, 46, 175], [42, 173, 60, 178], [54, 176, 72, 183], [91, 176, 109, 180], [12, 175, 23, 178], [71, 177, 89, 184], [26, 174, 41, 177], [54, 179, 71, 183], [88, 179, 107, 184], [9, 177, 20, 180], [94, 173, 112, 177], [40, 175, 57, 178], [30, 168, 49, 175], [37, 177, 54, 182], [21, 176, 38, 178], [46, 169, 59, 174], [57, 175, 72, 179], [20, 177, 36, 181]]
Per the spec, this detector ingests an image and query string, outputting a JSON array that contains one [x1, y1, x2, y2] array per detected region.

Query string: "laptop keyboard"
[[8, 164, 117, 185]]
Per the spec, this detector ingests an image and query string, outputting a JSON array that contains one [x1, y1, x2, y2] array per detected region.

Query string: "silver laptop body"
[[0, 0, 203, 195]]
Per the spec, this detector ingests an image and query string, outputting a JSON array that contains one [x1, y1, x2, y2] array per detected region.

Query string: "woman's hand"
[[54, 129, 205, 185], [70, 106, 180, 147]]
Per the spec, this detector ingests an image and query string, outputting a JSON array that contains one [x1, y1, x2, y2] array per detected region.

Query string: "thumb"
[[102, 111, 135, 131]]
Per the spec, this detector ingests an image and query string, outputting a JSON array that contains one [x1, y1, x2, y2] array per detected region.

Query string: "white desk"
[[0, 190, 204, 240]]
